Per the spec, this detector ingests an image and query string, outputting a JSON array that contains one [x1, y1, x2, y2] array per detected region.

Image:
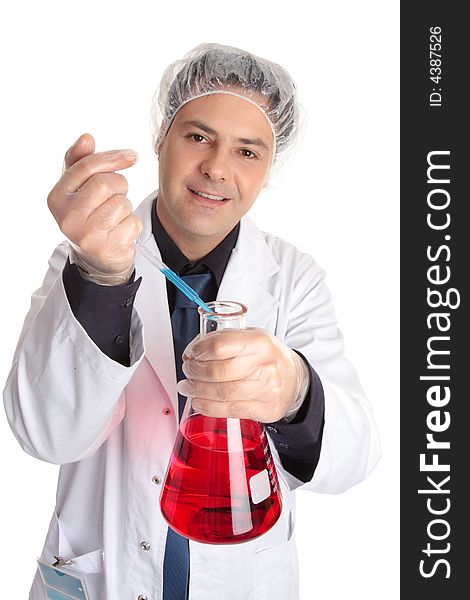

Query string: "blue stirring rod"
[[137, 244, 214, 314]]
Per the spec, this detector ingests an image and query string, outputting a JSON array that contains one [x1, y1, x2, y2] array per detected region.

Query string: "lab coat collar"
[[133, 190, 281, 407]]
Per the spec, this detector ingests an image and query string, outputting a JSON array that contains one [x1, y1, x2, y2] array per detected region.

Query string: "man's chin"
[[182, 224, 228, 240]]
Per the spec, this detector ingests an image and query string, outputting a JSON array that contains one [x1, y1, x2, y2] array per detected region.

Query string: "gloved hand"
[[177, 328, 310, 423], [47, 133, 142, 285]]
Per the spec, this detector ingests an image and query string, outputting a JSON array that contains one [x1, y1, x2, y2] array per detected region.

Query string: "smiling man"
[[3, 44, 380, 600], [157, 93, 273, 258]]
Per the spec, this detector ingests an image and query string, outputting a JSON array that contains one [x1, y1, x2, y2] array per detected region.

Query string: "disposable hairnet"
[[150, 43, 300, 170]]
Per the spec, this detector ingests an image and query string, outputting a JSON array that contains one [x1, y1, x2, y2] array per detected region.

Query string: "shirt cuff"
[[62, 258, 142, 366], [265, 353, 325, 483]]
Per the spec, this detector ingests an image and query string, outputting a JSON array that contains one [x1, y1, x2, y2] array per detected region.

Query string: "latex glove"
[[177, 328, 310, 423], [47, 133, 142, 285]]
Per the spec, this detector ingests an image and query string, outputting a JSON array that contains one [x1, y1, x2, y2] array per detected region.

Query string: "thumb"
[[62, 133, 95, 174]]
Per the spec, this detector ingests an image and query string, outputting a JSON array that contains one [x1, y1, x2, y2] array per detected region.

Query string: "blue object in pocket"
[[38, 560, 90, 600]]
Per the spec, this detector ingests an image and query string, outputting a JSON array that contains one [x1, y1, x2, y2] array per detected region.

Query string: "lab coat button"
[[152, 475, 161, 485], [266, 425, 278, 433], [140, 541, 151, 551], [137, 596, 148, 600]]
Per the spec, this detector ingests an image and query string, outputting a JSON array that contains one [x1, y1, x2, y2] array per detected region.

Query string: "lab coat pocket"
[[39, 512, 104, 600], [252, 536, 298, 600], [251, 497, 298, 599]]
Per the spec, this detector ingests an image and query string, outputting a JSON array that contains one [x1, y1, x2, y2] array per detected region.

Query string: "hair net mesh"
[[150, 43, 300, 169]]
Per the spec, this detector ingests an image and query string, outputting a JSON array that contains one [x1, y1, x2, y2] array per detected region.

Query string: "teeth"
[[193, 190, 226, 201]]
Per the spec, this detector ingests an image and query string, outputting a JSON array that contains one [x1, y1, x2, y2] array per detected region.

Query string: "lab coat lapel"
[[134, 192, 177, 408], [217, 217, 280, 329]]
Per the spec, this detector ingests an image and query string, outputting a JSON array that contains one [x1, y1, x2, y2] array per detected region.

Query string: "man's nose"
[[200, 146, 230, 183]]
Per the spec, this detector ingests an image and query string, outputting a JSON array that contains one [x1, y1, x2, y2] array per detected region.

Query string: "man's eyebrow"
[[180, 120, 271, 152], [237, 137, 270, 152], [180, 120, 217, 136]]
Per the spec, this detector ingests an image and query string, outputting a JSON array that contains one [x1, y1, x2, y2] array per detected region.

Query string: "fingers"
[[78, 172, 129, 211], [86, 194, 133, 232], [178, 376, 264, 403], [47, 136, 140, 281], [105, 212, 143, 250], [187, 390, 279, 422], [185, 329, 263, 361], [53, 172, 130, 227], [191, 398, 259, 420], [79, 170, 129, 197], [78, 212, 143, 267], [178, 328, 293, 421], [182, 353, 257, 382], [59, 149, 137, 195], [63, 133, 96, 173]]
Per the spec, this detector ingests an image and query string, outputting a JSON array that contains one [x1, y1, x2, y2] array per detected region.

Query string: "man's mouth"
[[188, 188, 229, 202]]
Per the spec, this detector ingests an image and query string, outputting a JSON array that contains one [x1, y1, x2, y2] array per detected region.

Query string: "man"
[[3, 43, 380, 599]]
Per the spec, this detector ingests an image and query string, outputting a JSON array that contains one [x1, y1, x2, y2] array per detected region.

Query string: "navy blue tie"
[[163, 271, 213, 600]]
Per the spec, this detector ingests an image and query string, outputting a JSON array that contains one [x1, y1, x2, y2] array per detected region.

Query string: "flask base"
[[160, 415, 283, 545]]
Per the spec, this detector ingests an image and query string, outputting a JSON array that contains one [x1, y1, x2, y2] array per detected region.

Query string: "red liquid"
[[160, 414, 282, 544]]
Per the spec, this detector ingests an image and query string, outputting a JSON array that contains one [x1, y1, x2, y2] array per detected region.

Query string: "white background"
[[0, 1, 399, 598]]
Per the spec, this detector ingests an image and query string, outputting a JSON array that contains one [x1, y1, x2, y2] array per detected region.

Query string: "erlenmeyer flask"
[[160, 301, 283, 544]]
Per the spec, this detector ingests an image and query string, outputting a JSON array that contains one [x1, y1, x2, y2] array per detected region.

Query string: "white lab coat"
[[4, 191, 380, 600]]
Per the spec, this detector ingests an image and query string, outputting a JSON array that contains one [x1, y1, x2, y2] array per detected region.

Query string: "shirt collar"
[[151, 195, 240, 286]]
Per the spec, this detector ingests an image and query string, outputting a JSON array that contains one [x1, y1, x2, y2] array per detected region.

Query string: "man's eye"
[[190, 134, 206, 143], [241, 149, 256, 159]]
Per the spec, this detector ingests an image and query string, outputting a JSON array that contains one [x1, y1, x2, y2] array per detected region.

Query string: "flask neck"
[[199, 301, 247, 337]]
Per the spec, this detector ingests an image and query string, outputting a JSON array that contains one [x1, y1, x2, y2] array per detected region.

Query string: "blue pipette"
[[137, 244, 214, 314]]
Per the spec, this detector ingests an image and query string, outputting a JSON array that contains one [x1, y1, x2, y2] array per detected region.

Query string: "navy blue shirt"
[[62, 196, 324, 482]]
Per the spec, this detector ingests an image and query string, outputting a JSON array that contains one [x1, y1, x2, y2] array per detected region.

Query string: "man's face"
[[156, 92, 274, 258]]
